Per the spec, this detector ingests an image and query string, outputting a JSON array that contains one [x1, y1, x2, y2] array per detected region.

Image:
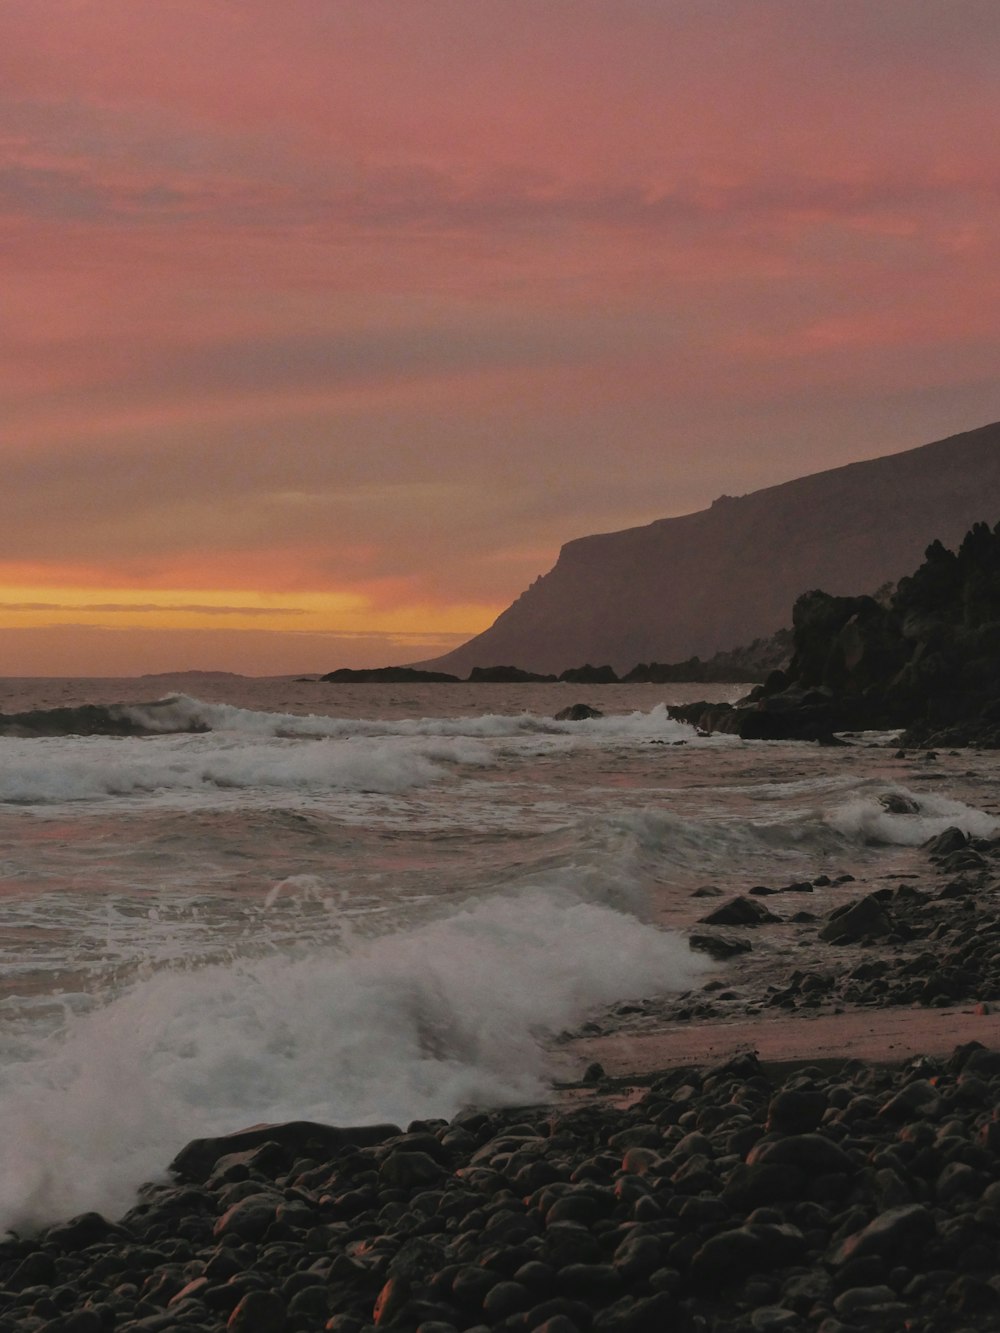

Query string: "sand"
[[567, 1002, 1000, 1081]]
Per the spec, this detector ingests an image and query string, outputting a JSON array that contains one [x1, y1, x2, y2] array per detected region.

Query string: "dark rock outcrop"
[[671, 518, 1000, 747], [466, 665, 558, 682], [554, 703, 604, 721], [622, 630, 793, 685], [558, 664, 619, 684], [321, 667, 460, 684]]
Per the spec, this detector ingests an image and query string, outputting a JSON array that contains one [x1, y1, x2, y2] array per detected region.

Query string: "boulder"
[[819, 895, 893, 945], [698, 896, 781, 927], [830, 1204, 936, 1264], [554, 703, 604, 721], [170, 1119, 400, 1183]]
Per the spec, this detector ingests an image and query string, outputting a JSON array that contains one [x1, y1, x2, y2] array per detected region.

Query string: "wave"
[[827, 785, 999, 845], [0, 694, 702, 743], [0, 698, 212, 739], [0, 890, 704, 1231], [590, 782, 1000, 884], [0, 732, 499, 805]]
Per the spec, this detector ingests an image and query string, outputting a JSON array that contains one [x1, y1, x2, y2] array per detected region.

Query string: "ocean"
[[1, 673, 998, 1236]]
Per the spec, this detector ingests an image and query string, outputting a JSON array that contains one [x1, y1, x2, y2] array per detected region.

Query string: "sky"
[[2, 0, 999, 676]]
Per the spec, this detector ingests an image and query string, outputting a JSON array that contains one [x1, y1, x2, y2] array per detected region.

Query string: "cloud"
[[1, 1, 999, 675], [0, 602, 307, 616]]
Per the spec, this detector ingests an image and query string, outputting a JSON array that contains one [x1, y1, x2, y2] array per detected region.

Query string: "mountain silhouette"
[[422, 421, 1000, 675]]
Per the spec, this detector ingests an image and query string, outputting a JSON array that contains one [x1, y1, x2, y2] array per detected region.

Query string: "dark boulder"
[[688, 933, 753, 960], [698, 895, 781, 927], [554, 703, 604, 721], [830, 1204, 936, 1265], [819, 895, 894, 945], [669, 520, 1000, 747], [170, 1119, 400, 1183]]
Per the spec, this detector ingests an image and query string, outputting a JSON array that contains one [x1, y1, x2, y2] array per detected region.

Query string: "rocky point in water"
[[670, 519, 1000, 748], [421, 421, 1000, 677], [320, 668, 461, 684], [466, 667, 558, 683]]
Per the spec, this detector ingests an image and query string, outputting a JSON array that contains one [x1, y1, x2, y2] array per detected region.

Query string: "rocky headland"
[[669, 520, 1000, 748], [421, 422, 1000, 677]]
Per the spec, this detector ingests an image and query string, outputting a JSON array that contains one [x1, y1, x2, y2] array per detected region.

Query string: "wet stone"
[[43, 1212, 117, 1252], [819, 895, 893, 945], [747, 1132, 856, 1176], [227, 1287, 286, 1332], [832, 1283, 902, 1316], [698, 895, 782, 927], [831, 1204, 936, 1265], [767, 1089, 828, 1133], [750, 1305, 802, 1331], [212, 1193, 279, 1241]]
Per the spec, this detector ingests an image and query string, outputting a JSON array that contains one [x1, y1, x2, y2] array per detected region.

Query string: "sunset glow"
[[3, 0, 998, 674]]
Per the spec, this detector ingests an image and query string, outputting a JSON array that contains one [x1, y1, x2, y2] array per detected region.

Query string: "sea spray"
[[0, 889, 705, 1232], [0, 732, 494, 806], [828, 786, 1000, 846]]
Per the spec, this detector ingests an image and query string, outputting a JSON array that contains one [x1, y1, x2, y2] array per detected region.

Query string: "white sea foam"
[[828, 787, 1000, 845], [0, 733, 494, 806], [0, 700, 706, 808], [123, 695, 702, 744], [0, 890, 704, 1231]]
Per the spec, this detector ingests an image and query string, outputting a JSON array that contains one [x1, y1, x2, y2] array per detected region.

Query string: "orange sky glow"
[[2, 0, 998, 675]]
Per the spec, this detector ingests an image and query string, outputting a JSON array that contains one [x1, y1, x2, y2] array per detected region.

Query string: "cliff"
[[423, 421, 1000, 676]]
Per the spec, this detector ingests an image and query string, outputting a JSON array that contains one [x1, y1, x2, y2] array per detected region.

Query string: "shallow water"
[[1, 673, 998, 1230]]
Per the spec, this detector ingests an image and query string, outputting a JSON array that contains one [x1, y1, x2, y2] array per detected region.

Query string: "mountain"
[[422, 421, 1000, 676]]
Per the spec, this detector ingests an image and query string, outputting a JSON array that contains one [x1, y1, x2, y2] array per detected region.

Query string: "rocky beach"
[[3, 1032, 1000, 1332], [4, 790, 1000, 1332]]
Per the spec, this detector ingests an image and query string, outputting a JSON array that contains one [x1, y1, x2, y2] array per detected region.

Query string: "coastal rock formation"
[[320, 667, 460, 684], [554, 703, 604, 721], [466, 666, 557, 683], [423, 421, 1000, 676], [671, 518, 1000, 746], [622, 631, 794, 685]]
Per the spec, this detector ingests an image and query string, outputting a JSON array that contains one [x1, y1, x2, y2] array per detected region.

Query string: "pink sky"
[[2, 0, 998, 674]]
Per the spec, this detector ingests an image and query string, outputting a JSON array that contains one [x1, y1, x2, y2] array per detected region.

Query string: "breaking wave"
[[0, 694, 701, 743], [0, 733, 495, 805], [828, 786, 1000, 845], [0, 889, 704, 1231]]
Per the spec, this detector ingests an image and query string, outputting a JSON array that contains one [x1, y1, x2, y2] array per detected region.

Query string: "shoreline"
[[4, 844, 1000, 1332], [564, 1002, 1000, 1085], [3, 1033, 998, 1332]]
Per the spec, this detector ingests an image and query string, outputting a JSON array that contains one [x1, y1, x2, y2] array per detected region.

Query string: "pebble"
[[3, 1043, 1000, 1332]]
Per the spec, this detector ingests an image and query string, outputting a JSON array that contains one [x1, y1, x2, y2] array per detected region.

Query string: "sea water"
[[1, 673, 998, 1232]]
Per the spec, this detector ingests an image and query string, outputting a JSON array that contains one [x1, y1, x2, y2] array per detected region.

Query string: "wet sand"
[[568, 1002, 1000, 1081]]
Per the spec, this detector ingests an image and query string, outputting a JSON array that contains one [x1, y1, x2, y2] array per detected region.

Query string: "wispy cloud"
[[0, 602, 307, 617], [1, 1, 998, 673]]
